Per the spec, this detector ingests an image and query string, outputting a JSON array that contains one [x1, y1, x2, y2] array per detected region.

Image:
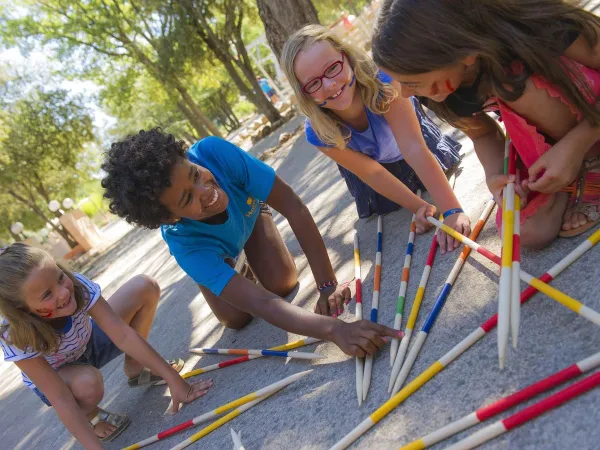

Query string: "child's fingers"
[[437, 230, 448, 254], [328, 294, 341, 318]]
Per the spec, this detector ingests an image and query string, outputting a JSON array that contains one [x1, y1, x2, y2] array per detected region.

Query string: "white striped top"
[[0, 273, 101, 390]]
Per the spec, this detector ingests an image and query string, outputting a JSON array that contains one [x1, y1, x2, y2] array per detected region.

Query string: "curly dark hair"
[[101, 128, 187, 229]]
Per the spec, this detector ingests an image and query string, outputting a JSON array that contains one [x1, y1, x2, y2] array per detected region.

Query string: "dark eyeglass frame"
[[301, 53, 345, 94]]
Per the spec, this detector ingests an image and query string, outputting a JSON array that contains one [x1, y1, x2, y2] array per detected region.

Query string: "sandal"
[[89, 407, 131, 443], [127, 358, 185, 387], [559, 156, 600, 238]]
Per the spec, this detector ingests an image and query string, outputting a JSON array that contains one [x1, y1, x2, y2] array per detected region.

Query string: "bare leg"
[[244, 209, 297, 296], [199, 208, 297, 330], [56, 365, 115, 439], [520, 192, 569, 250], [104, 275, 161, 378]]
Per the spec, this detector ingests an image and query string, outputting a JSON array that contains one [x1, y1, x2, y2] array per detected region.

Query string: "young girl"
[[0, 244, 212, 449], [281, 24, 471, 254], [101, 129, 398, 352], [372, 0, 600, 248]]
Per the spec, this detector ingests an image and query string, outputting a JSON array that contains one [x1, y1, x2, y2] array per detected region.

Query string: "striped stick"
[[446, 370, 600, 450], [363, 215, 383, 401], [123, 370, 311, 449], [354, 231, 364, 406], [428, 217, 600, 326], [328, 228, 600, 450], [391, 200, 495, 395], [169, 391, 277, 450], [391, 190, 420, 367], [156, 337, 321, 385], [230, 429, 246, 450], [189, 348, 324, 360], [498, 139, 515, 369], [400, 351, 600, 449], [389, 231, 438, 393], [511, 155, 522, 349]]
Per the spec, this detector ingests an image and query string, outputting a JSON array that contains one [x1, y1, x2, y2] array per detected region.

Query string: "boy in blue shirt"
[[101, 128, 398, 357]]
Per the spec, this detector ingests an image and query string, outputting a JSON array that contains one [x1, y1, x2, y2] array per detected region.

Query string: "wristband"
[[317, 280, 338, 292], [442, 208, 464, 219]]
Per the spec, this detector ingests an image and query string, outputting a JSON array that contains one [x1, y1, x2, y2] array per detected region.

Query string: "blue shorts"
[[267, 89, 276, 98], [33, 320, 122, 407]]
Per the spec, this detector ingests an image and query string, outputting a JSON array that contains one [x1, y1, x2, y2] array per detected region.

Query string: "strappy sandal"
[[127, 358, 185, 387], [559, 156, 600, 238], [89, 407, 131, 443]]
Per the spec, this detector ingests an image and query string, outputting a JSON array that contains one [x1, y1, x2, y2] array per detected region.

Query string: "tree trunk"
[[256, 0, 320, 60], [178, 101, 209, 138]]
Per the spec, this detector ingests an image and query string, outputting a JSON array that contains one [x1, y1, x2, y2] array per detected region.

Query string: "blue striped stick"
[[189, 348, 324, 360], [391, 199, 496, 395], [390, 190, 420, 367], [362, 215, 383, 401]]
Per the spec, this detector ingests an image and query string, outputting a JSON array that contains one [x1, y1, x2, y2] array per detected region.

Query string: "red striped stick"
[[446, 370, 600, 449], [399, 352, 600, 449]]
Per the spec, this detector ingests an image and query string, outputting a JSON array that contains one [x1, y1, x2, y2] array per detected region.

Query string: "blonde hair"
[[281, 24, 398, 149], [0, 243, 87, 354]]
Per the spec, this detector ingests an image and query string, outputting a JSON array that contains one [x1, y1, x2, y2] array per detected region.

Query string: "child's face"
[[384, 56, 476, 102], [294, 41, 356, 111], [159, 157, 229, 222], [22, 259, 76, 319]]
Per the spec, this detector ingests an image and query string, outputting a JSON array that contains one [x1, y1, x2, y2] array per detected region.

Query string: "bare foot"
[[86, 408, 117, 439], [562, 204, 599, 231]]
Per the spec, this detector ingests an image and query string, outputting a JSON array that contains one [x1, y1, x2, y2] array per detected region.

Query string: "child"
[[0, 244, 212, 449], [372, 0, 600, 248], [257, 76, 279, 104], [101, 129, 398, 353], [281, 24, 471, 254]]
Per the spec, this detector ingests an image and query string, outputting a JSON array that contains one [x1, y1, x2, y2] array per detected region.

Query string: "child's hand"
[[487, 174, 529, 209], [167, 378, 214, 414], [331, 320, 400, 357], [486, 174, 516, 206], [414, 203, 436, 234], [438, 212, 471, 254], [314, 285, 351, 317], [526, 140, 584, 193]]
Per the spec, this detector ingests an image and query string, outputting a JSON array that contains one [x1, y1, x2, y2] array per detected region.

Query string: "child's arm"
[[316, 144, 430, 215], [384, 90, 471, 252], [89, 298, 208, 412], [219, 272, 399, 357], [522, 31, 600, 193], [15, 357, 104, 450]]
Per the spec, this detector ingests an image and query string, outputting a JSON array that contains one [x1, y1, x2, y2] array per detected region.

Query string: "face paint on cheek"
[[445, 79, 455, 92], [36, 307, 54, 318], [348, 74, 356, 87], [318, 100, 327, 107]]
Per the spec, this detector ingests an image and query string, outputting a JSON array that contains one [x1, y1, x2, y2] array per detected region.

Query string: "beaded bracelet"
[[317, 280, 338, 292], [442, 207, 464, 219]]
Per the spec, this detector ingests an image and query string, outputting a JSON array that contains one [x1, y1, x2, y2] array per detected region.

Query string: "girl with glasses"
[[282, 24, 471, 253]]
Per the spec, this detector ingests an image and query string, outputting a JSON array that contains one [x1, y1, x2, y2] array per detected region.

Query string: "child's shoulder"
[[187, 136, 240, 165]]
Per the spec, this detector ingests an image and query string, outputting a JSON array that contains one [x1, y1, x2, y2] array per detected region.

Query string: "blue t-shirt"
[[305, 71, 403, 164], [161, 137, 276, 296], [258, 79, 271, 94]]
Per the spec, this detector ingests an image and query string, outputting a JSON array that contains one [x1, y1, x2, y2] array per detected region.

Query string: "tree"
[[255, 0, 320, 60], [1, 0, 222, 138], [177, 0, 283, 124], [0, 89, 96, 247]]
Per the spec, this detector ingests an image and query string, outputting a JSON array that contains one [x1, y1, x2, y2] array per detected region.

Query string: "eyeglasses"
[[302, 53, 345, 94]]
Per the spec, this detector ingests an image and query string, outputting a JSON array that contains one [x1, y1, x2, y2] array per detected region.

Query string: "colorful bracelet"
[[442, 207, 464, 219], [317, 280, 338, 292]]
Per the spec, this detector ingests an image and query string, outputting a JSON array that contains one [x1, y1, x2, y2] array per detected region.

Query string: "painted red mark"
[[36, 308, 54, 318], [445, 79, 454, 92]]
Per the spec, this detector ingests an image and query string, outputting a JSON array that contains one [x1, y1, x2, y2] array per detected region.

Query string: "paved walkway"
[[1, 120, 599, 449]]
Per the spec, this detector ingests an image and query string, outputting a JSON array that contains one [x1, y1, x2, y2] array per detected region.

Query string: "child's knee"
[[69, 366, 104, 406], [520, 220, 559, 250], [132, 274, 161, 305], [221, 314, 253, 330]]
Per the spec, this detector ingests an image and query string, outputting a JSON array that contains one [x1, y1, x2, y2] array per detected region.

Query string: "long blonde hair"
[[0, 243, 87, 354], [282, 24, 398, 149]]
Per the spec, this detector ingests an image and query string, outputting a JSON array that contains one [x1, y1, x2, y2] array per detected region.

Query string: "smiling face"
[[382, 55, 478, 102], [159, 157, 229, 222], [22, 259, 77, 319], [294, 41, 356, 111]]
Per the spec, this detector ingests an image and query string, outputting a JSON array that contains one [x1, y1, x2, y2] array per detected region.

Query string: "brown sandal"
[[559, 156, 600, 238], [89, 407, 131, 443], [127, 358, 185, 387]]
